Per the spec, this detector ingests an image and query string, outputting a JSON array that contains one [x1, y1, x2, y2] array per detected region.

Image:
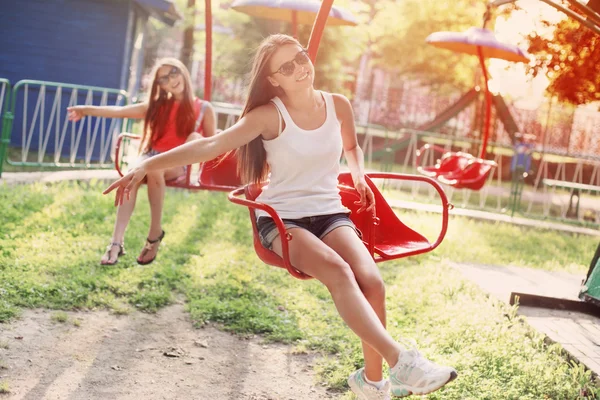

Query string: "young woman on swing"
[[104, 35, 457, 399], [69, 58, 216, 265]]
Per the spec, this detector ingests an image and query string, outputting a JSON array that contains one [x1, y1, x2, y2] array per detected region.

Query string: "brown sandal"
[[137, 230, 165, 265], [100, 242, 125, 265]]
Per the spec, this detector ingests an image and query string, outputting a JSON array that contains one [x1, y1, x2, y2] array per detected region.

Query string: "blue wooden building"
[[0, 0, 179, 92], [0, 0, 180, 163]]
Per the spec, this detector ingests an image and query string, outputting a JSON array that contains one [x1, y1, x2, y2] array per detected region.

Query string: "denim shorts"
[[256, 212, 361, 250]]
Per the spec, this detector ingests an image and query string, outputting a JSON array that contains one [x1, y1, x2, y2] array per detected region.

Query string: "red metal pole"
[[291, 10, 298, 38], [307, 0, 333, 65], [204, 0, 212, 101], [477, 46, 491, 159]]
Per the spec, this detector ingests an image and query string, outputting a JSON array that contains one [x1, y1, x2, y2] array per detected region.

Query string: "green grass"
[[394, 210, 596, 273], [51, 311, 68, 323], [0, 181, 598, 399], [381, 184, 599, 231], [1, 147, 113, 173]]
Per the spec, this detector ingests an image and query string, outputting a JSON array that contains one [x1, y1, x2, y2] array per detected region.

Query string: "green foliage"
[[359, 0, 490, 91], [526, 17, 600, 106], [51, 311, 68, 323], [396, 209, 596, 273], [0, 381, 10, 394], [188, 278, 303, 340]]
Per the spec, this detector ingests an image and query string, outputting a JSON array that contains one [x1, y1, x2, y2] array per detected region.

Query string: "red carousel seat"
[[114, 133, 242, 192], [438, 159, 497, 190], [228, 172, 451, 280], [415, 144, 496, 191], [197, 152, 241, 191], [416, 144, 473, 178]]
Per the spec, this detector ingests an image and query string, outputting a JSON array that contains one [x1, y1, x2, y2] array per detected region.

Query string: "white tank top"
[[255, 91, 349, 219]]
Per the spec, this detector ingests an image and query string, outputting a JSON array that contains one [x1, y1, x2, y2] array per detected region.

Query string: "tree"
[[365, 0, 493, 92], [180, 0, 196, 71], [526, 14, 600, 105]]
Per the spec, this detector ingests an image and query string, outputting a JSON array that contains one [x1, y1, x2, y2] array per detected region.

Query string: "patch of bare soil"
[[0, 305, 343, 400]]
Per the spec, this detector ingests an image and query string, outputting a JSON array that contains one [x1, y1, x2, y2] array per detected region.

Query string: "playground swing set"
[[414, 2, 530, 191], [415, 0, 600, 194], [112, 0, 453, 280], [112, 0, 600, 304], [487, 0, 600, 315]]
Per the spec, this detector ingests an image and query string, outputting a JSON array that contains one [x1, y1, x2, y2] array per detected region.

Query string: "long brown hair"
[[140, 58, 196, 153], [236, 34, 301, 184]]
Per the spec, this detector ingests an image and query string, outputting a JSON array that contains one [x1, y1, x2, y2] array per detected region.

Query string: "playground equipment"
[[365, 86, 522, 177], [581, 242, 600, 308], [229, 172, 451, 279], [418, 9, 529, 191], [500, 0, 600, 316], [227, 0, 453, 279], [230, 0, 357, 38], [114, 0, 242, 192], [510, 241, 600, 318], [115, 134, 240, 192], [366, 88, 480, 166]]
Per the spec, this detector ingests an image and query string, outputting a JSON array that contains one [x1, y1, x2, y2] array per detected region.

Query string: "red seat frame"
[[416, 144, 496, 191], [437, 159, 496, 190], [228, 172, 452, 280], [114, 133, 241, 192]]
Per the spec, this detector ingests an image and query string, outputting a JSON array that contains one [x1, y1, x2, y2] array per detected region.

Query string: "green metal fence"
[[0, 79, 131, 177], [361, 127, 600, 227], [0, 78, 12, 171]]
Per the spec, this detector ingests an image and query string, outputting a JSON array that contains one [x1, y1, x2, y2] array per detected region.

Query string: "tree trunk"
[[180, 0, 196, 72]]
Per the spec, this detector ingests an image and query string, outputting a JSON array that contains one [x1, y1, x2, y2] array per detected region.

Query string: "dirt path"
[[0, 305, 343, 400]]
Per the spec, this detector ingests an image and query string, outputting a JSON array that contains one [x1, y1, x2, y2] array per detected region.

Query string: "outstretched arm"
[[67, 102, 148, 121], [334, 94, 375, 213], [103, 106, 270, 203]]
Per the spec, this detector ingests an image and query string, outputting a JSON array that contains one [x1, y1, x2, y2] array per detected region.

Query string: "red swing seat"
[[416, 144, 473, 178], [415, 144, 496, 191], [228, 172, 452, 280], [437, 158, 496, 190], [114, 133, 242, 192]]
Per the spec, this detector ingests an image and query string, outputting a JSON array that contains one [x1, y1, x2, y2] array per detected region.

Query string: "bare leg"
[[271, 228, 401, 367], [101, 182, 141, 264], [146, 170, 167, 240], [137, 166, 184, 264], [322, 226, 386, 381]]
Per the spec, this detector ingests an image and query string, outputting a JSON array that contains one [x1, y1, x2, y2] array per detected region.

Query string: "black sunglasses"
[[270, 50, 310, 77], [156, 67, 181, 85]]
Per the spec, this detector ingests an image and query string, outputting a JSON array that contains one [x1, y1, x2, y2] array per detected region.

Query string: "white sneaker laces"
[[397, 338, 436, 374]]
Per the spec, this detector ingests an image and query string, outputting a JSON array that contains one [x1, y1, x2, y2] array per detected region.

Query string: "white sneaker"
[[389, 349, 457, 397], [348, 367, 391, 400]]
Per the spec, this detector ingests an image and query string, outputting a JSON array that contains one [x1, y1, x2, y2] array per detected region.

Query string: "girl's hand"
[[354, 177, 375, 214], [103, 166, 147, 206], [67, 106, 86, 122]]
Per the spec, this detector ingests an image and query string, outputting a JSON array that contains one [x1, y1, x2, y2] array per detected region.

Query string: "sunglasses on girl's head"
[[270, 50, 310, 77], [156, 67, 181, 85]]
